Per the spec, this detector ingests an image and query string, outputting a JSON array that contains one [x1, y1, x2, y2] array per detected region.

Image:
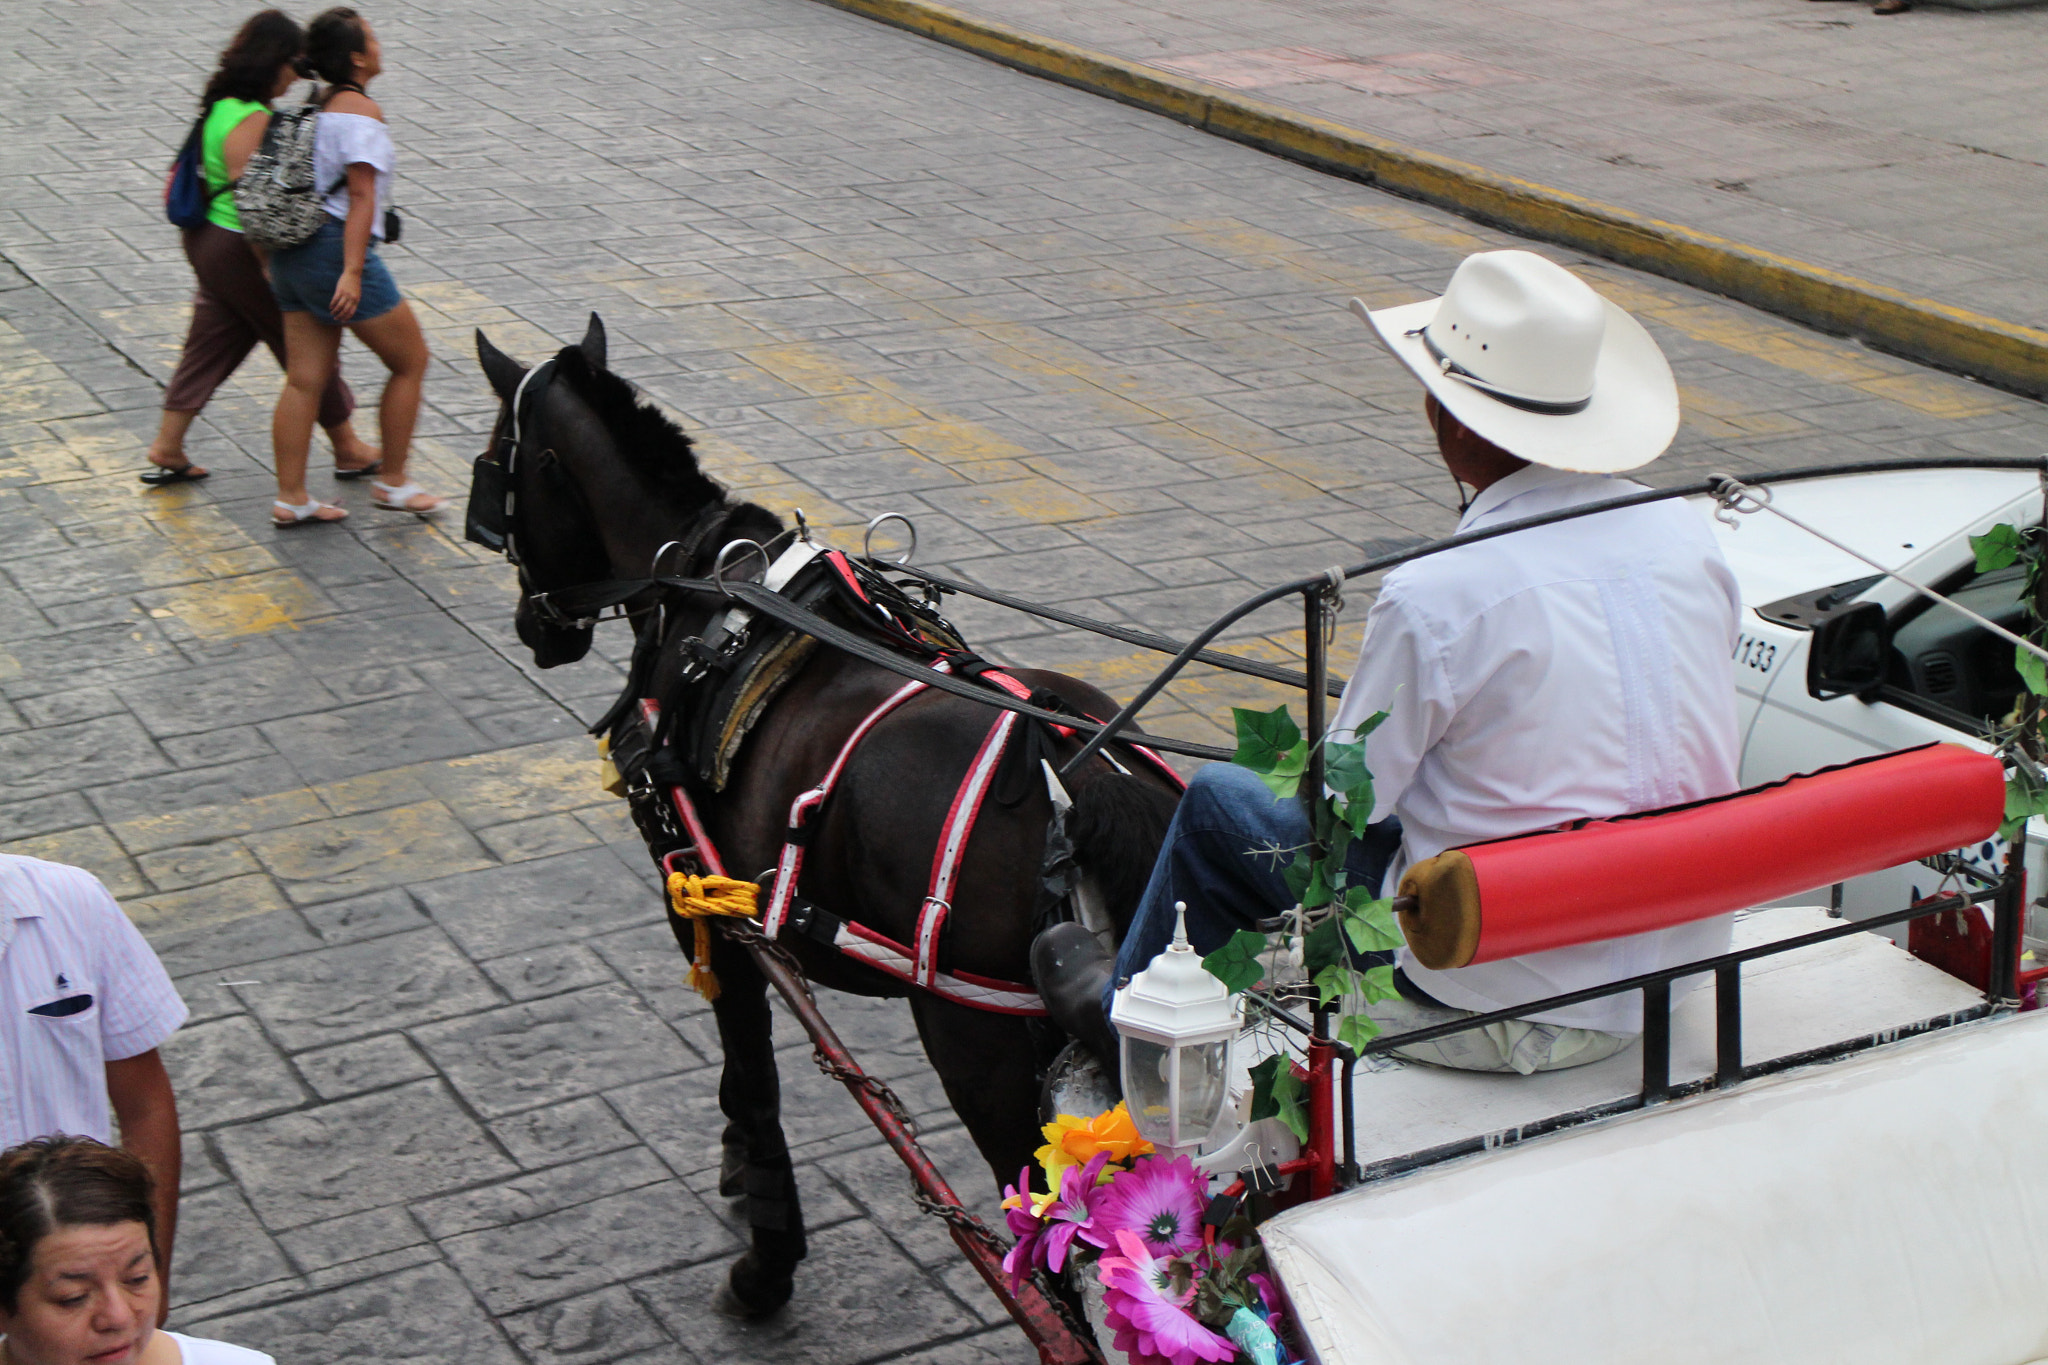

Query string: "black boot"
[[1031, 922, 1122, 1074]]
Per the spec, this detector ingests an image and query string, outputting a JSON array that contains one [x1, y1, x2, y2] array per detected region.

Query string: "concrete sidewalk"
[[820, 0, 2048, 384]]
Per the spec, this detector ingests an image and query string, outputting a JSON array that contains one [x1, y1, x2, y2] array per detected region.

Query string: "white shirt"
[[1332, 464, 1743, 1033], [165, 1333, 275, 1365], [0, 856, 188, 1148], [316, 111, 394, 239]]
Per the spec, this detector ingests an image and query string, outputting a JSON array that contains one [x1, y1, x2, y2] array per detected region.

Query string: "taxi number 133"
[[1733, 634, 1778, 673]]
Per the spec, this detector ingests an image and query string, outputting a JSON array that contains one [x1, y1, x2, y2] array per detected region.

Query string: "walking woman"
[[265, 7, 440, 524], [142, 9, 379, 487]]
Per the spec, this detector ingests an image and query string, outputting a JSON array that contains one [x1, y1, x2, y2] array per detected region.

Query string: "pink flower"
[[1095, 1154, 1207, 1258], [1001, 1166, 1046, 1288], [1040, 1151, 1110, 1272], [1098, 1229, 1238, 1365]]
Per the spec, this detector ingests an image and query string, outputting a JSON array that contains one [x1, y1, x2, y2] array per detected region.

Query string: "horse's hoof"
[[719, 1252, 794, 1319]]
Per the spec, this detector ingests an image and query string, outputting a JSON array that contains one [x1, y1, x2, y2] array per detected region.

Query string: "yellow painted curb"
[[816, 0, 2048, 398]]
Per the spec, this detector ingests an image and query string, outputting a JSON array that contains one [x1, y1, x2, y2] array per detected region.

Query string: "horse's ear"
[[578, 313, 607, 371], [476, 329, 526, 401]]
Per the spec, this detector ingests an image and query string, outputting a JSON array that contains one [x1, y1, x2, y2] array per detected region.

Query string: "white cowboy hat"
[[1352, 250, 1678, 473]]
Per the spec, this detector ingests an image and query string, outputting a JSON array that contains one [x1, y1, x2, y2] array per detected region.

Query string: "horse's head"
[[471, 313, 780, 668]]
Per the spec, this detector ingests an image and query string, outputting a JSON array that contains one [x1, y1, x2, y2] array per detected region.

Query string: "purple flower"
[[1095, 1154, 1208, 1258], [1000, 1166, 1046, 1288], [1040, 1151, 1110, 1271]]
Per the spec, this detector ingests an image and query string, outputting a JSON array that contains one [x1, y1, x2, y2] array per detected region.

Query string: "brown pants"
[[162, 222, 354, 428]]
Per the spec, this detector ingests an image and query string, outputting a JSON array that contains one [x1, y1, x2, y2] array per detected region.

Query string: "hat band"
[[1415, 329, 1592, 416]]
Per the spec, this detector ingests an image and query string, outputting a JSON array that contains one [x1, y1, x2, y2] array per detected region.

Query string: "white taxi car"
[[1705, 465, 2041, 931]]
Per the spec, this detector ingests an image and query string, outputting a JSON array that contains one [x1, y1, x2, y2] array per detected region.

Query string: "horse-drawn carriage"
[[467, 314, 2048, 1364]]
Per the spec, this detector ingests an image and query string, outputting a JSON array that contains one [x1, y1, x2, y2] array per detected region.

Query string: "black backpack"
[[233, 102, 332, 250]]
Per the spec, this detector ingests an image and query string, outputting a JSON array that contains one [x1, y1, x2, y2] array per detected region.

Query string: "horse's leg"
[[908, 995, 1045, 1187], [703, 930, 808, 1317]]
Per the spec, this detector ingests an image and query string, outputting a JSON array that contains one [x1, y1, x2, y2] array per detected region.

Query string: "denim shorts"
[[268, 217, 401, 326]]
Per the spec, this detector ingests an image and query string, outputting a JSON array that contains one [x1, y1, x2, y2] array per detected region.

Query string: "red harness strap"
[[750, 667, 1045, 1013], [964, 664, 1187, 793], [761, 675, 933, 939], [915, 709, 1020, 988], [648, 658, 1177, 1016]]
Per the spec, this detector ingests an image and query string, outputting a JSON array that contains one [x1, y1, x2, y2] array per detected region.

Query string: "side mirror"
[[1808, 601, 1887, 701]]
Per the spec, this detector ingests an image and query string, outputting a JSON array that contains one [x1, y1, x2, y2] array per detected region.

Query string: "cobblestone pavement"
[[2, 0, 2047, 1362], [882, 0, 2048, 329]]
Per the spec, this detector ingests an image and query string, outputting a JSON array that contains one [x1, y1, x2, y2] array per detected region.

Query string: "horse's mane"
[[555, 347, 726, 510]]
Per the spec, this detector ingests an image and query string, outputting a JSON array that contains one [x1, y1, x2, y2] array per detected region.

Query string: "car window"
[[1884, 559, 2029, 730]]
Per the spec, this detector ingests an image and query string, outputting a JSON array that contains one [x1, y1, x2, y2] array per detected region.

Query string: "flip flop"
[[139, 462, 209, 485], [333, 458, 383, 481], [273, 498, 348, 526], [372, 480, 444, 517]]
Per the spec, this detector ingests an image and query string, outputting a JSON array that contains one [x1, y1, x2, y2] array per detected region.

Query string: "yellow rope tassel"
[[666, 873, 761, 1002]]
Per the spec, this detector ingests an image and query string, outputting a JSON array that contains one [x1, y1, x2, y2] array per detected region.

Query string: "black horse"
[[473, 316, 1180, 1316]]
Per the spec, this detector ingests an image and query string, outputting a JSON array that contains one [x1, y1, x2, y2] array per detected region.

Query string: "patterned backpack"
[[233, 102, 333, 250]]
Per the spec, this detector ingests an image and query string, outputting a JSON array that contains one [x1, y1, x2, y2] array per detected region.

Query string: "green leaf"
[[2020, 643, 2048, 699], [1245, 1055, 1285, 1124], [1268, 1062, 1310, 1142], [1254, 745, 1307, 801], [1973, 524, 2025, 573], [1341, 890, 1406, 953], [1357, 963, 1400, 1004], [1281, 852, 1311, 902], [1301, 857, 1335, 911], [1312, 963, 1357, 1007], [2000, 776, 2048, 841], [1201, 929, 1270, 995], [1232, 705, 1302, 775], [1322, 733, 1374, 803], [1303, 915, 1346, 975], [1336, 1011, 1383, 1052]]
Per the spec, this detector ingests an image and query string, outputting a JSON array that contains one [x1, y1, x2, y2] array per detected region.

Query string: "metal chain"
[[908, 1186, 1098, 1345], [810, 1046, 921, 1139], [910, 1183, 1004, 1250], [720, 918, 816, 999]]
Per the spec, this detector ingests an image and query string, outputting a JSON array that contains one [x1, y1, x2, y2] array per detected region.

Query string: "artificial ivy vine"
[[1198, 703, 1405, 1139]]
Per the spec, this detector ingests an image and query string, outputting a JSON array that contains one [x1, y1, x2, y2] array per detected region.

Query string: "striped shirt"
[[0, 855, 188, 1148]]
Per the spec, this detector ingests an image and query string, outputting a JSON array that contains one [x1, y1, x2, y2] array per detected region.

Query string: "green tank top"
[[200, 97, 269, 232]]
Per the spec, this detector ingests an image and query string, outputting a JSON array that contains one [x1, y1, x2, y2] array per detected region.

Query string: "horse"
[[471, 315, 1183, 1316]]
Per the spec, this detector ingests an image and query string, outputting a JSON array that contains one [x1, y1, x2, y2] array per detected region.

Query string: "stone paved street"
[[2, 0, 2047, 1362]]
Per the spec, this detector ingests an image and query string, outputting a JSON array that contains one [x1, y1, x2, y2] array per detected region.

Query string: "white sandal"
[[372, 480, 444, 517], [273, 498, 347, 526]]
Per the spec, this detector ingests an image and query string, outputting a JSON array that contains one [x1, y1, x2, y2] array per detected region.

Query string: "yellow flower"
[[1002, 1183, 1060, 1218], [1034, 1102, 1154, 1183]]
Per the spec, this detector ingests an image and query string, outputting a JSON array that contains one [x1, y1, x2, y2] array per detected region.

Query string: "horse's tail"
[[1068, 768, 1181, 936]]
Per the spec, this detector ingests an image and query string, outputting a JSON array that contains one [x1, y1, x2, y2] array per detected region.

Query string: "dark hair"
[[0, 1137, 157, 1314], [302, 7, 368, 85], [200, 9, 305, 109]]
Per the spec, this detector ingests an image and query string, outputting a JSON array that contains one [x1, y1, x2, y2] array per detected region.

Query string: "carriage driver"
[[1035, 249, 1746, 1076]]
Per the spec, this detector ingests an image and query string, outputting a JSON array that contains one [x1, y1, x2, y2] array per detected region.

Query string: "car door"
[[1736, 489, 2043, 938]]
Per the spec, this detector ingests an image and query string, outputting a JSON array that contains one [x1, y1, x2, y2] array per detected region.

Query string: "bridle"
[[465, 347, 736, 631]]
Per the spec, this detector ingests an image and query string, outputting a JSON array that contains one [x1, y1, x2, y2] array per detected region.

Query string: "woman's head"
[[0, 1138, 159, 1365], [201, 9, 306, 107], [302, 8, 380, 87]]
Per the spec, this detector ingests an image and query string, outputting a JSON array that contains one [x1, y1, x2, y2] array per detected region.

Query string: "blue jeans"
[[1105, 764, 1402, 1011], [269, 218, 402, 326]]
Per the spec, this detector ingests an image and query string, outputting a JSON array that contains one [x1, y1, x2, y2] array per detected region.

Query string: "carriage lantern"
[[1111, 902, 1241, 1155]]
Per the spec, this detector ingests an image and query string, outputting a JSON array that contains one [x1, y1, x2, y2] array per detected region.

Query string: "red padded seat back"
[[1396, 743, 2006, 970]]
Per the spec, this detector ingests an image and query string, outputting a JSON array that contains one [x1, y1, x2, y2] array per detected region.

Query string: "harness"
[[468, 356, 1187, 1017], [605, 555, 1184, 1017]]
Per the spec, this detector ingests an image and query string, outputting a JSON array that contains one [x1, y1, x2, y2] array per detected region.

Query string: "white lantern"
[[1111, 902, 1241, 1155]]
